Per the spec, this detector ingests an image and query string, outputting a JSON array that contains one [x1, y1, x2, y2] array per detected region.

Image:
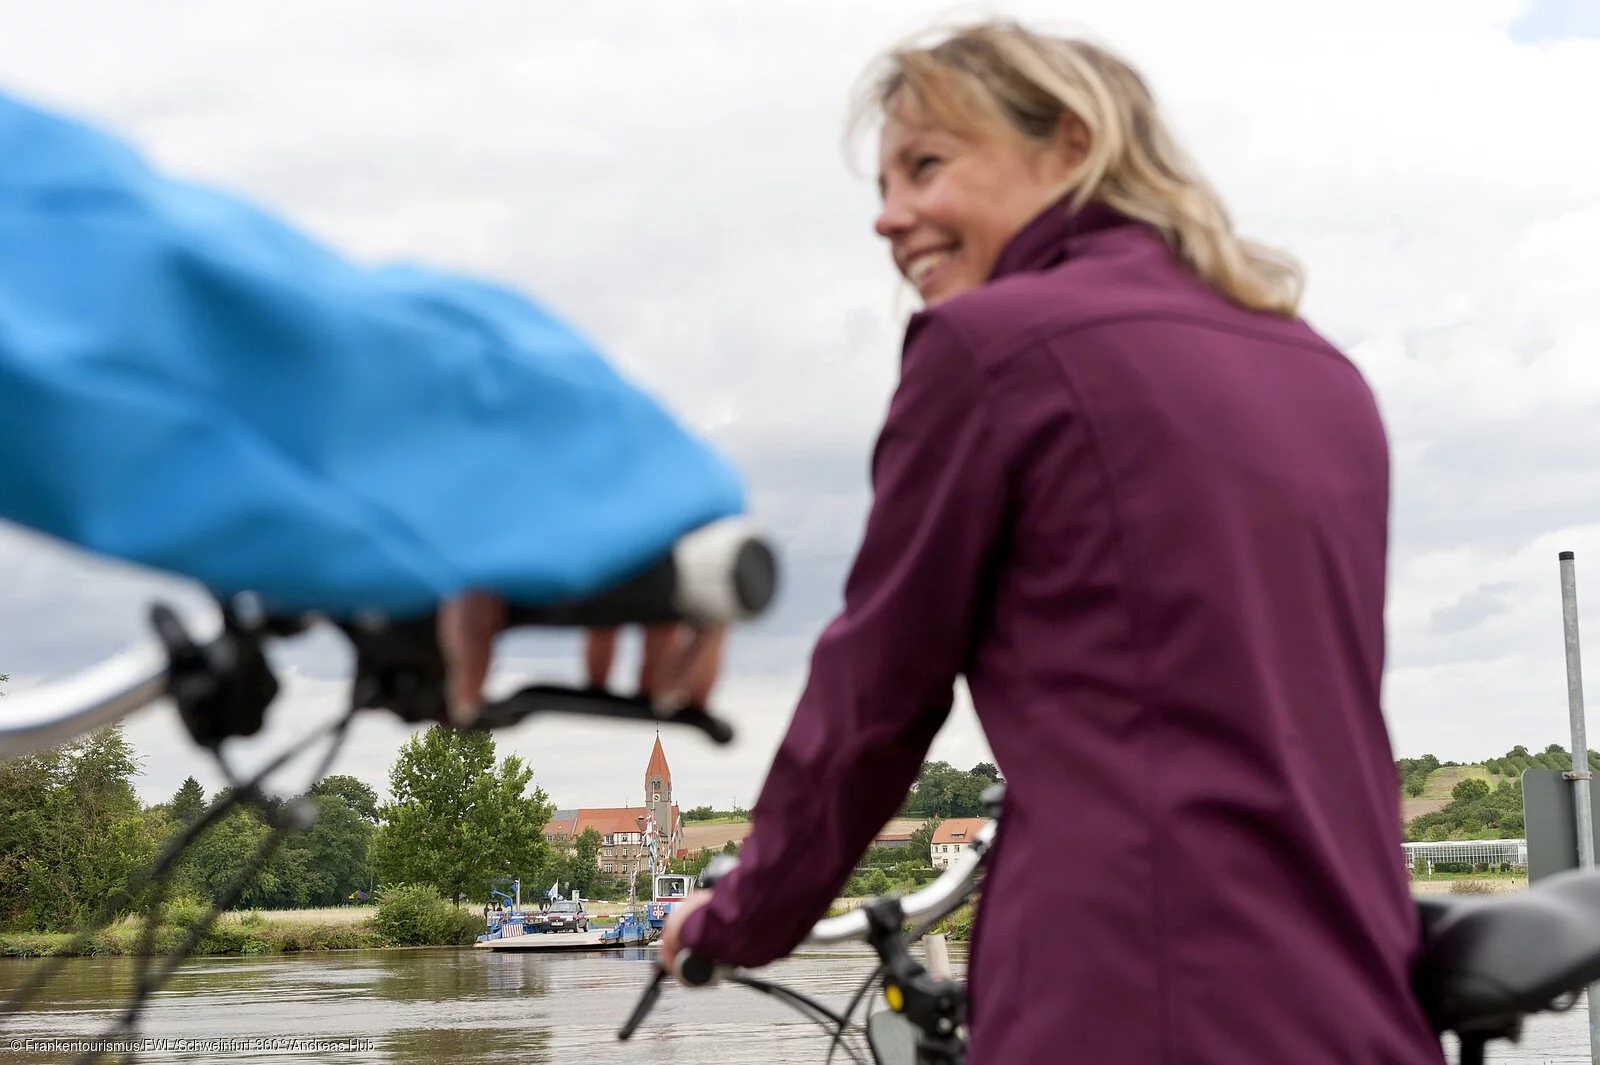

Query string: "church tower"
[[645, 734, 672, 818], [645, 734, 675, 864]]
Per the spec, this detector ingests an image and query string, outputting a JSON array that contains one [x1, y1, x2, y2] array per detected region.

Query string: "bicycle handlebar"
[[806, 822, 992, 943], [671, 818, 996, 988], [0, 516, 777, 758], [0, 602, 224, 757]]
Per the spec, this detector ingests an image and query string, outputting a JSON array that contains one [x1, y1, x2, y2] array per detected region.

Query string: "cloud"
[[1509, 0, 1600, 42], [1428, 582, 1517, 635], [2, 0, 1599, 808]]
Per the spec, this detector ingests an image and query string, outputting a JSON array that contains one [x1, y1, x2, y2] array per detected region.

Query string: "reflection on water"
[[0, 945, 1591, 1063]]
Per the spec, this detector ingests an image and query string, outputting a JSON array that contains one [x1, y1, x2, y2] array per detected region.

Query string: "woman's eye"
[[911, 155, 942, 177]]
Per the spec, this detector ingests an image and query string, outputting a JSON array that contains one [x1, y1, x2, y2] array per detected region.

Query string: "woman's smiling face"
[[874, 92, 1085, 307]]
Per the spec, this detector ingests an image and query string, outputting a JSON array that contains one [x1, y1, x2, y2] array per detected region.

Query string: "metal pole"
[[1557, 550, 1599, 1065]]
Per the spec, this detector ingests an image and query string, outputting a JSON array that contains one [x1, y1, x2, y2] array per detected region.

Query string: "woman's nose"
[[874, 190, 914, 239]]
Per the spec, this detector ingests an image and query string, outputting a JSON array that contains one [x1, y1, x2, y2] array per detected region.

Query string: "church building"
[[543, 736, 686, 877]]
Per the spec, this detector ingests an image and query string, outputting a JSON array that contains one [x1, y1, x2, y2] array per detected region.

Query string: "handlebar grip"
[[698, 855, 739, 889], [677, 950, 719, 987], [506, 517, 777, 629]]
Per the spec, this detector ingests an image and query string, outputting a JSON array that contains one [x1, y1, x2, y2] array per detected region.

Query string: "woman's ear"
[[1051, 111, 1092, 178]]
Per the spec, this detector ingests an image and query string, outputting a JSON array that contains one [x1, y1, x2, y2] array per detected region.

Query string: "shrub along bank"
[[0, 885, 481, 958]]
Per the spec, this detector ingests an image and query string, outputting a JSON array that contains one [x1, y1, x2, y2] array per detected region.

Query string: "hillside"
[[681, 820, 755, 852], [1419, 765, 1491, 799], [680, 817, 928, 855], [1399, 797, 1450, 822], [1389, 745, 1600, 841]]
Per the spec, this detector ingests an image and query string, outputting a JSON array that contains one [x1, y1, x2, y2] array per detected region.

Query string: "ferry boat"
[[599, 871, 697, 945], [645, 872, 694, 929]]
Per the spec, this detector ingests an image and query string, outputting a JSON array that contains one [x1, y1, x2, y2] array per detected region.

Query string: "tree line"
[[0, 721, 755, 934], [1398, 745, 1600, 797], [0, 723, 393, 933], [898, 760, 1002, 818]]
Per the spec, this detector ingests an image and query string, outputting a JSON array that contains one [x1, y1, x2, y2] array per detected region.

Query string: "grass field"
[[1398, 764, 1498, 827], [215, 906, 378, 925], [1419, 765, 1491, 799]]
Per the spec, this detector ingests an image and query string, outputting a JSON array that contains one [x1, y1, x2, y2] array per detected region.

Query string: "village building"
[[543, 735, 685, 877], [929, 818, 991, 869]]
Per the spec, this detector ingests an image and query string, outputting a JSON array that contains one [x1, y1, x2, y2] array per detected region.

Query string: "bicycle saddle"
[[1412, 868, 1600, 1035]]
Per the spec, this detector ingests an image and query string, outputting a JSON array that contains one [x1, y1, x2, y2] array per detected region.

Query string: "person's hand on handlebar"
[[437, 591, 728, 725], [437, 591, 509, 726], [658, 890, 717, 981]]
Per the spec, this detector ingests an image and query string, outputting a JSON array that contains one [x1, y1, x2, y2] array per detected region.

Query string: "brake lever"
[[473, 684, 736, 745], [617, 963, 670, 1040]]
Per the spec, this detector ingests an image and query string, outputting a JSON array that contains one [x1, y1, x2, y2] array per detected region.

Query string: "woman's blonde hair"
[[852, 19, 1304, 317]]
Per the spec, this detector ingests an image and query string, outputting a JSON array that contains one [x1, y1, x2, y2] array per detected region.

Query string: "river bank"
[[0, 894, 485, 958], [3, 895, 976, 959], [0, 912, 389, 959]]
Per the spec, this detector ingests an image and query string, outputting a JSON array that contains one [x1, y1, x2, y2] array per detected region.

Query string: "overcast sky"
[[2, 0, 1599, 812]]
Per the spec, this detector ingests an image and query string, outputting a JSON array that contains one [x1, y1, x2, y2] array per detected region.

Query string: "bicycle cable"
[[85, 706, 360, 1064], [724, 972, 867, 1064], [0, 701, 359, 1065]]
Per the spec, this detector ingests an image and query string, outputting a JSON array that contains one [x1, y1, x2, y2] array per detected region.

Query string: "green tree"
[[0, 747, 67, 929], [560, 827, 605, 900], [1395, 754, 1440, 798], [1, 726, 159, 930], [900, 762, 989, 818], [968, 762, 1000, 783], [1407, 775, 1523, 842], [910, 819, 942, 864], [309, 775, 380, 822], [184, 805, 282, 908], [169, 777, 206, 827], [369, 727, 555, 904], [283, 793, 375, 905]]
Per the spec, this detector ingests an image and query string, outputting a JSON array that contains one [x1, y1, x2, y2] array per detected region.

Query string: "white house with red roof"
[[929, 817, 990, 869]]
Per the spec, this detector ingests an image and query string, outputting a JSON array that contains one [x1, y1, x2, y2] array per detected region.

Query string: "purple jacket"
[[681, 199, 1442, 1065]]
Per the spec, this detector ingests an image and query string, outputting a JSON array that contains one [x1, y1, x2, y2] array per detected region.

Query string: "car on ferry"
[[544, 899, 589, 933]]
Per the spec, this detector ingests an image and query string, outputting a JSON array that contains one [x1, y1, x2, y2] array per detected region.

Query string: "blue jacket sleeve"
[[0, 93, 744, 616]]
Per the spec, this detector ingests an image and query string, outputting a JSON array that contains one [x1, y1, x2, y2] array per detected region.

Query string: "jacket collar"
[[988, 194, 1137, 282]]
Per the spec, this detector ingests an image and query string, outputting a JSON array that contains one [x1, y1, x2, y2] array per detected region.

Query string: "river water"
[[0, 945, 1591, 1064]]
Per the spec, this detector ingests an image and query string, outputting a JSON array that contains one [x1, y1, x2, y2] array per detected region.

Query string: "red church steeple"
[[645, 733, 672, 803]]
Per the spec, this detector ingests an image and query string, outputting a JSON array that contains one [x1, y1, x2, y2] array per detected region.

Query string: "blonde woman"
[[662, 19, 1438, 1065]]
